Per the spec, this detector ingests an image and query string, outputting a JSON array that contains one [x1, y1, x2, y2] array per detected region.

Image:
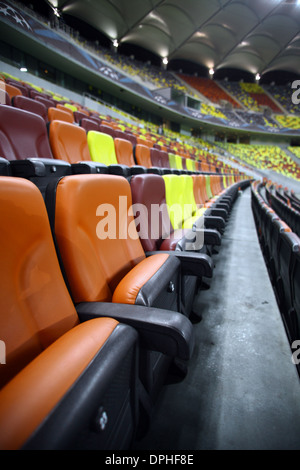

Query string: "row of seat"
[[265, 183, 300, 238], [0, 102, 249, 449], [251, 181, 300, 359], [0, 167, 247, 449], [1, 80, 241, 174]]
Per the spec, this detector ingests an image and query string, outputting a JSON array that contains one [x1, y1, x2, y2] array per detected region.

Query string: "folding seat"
[[268, 218, 292, 298], [34, 95, 58, 109], [0, 105, 72, 196], [123, 132, 137, 148], [150, 148, 170, 170], [74, 110, 91, 124], [99, 123, 117, 138], [87, 131, 131, 177], [48, 107, 74, 124], [134, 144, 152, 168], [48, 120, 108, 175], [163, 174, 226, 235], [5, 79, 29, 97], [276, 230, 300, 342], [0, 177, 140, 450], [56, 103, 74, 120], [136, 137, 153, 148], [291, 250, 300, 346], [114, 137, 144, 174], [80, 117, 101, 133], [3, 83, 22, 100], [45, 173, 194, 406], [12, 95, 47, 122]]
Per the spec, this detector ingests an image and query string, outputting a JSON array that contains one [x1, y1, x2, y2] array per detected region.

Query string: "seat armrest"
[[204, 215, 225, 231], [76, 302, 194, 361], [108, 164, 131, 177], [146, 250, 213, 278], [194, 228, 221, 246], [210, 207, 227, 218], [71, 161, 108, 174]]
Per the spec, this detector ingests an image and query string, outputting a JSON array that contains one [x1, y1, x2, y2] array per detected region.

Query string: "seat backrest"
[[130, 173, 173, 251], [34, 95, 57, 109], [74, 110, 90, 124], [48, 107, 74, 123], [150, 148, 169, 168], [12, 95, 47, 122], [114, 138, 135, 167], [185, 158, 195, 172], [49, 174, 146, 303], [0, 105, 53, 161], [163, 174, 186, 230], [205, 175, 213, 199], [134, 144, 152, 168], [0, 177, 79, 389], [87, 131, 118, 165], [49, 120, 92, 163], [80, 117, 101, 132], [56, 103, 74, 120], [99, 124, 117, 138], [180, 175, 197, 221], [3, 83, 22, 99]]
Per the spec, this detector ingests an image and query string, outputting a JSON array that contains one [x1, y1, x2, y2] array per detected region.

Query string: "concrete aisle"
[[133, 187, 300, 450]]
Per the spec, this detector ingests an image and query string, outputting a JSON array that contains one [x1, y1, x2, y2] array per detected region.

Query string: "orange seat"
[[0, 177, 139, 450], [49, 120, 92, 163], [114, 137, 136, 167], [46, 173, 194, 402], [134, 144, 152, 168], [2, 82, 22, 99], [48, 107, 74, 123]]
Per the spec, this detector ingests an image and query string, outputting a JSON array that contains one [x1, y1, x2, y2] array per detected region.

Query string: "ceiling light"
[[255, 73, 260, 81], [20, 67, 27, 72], [113, 39, 119, 48], [162, 57, 168, 65], [209, 68, 214, 76]]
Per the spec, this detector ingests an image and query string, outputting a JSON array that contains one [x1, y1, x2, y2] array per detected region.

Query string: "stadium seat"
[[80, 117, 101, 132], [45, 173, 194, 404], [12, 95, 48, 122], [48, 107, 74, 123], [0, 176, 140, 450], [48, 120, 92, 164], [277, 230, 300, 342], [3, 83, 22, 100], [87, 130, 131, 176], [0, 105, 72, 195], [114, 137, 144, 174]]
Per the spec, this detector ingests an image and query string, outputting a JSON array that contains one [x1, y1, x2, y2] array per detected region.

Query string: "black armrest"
[[76, 302, 194, 361], [210, 207, 227, 219], [194, 228, 221, 246], [146, 250, 213, 278], [71, 161, 108, 174], [10, 158, 72, 177], [129, 165, 146, 175], [108, 164, 131, 177], [204, 215, 225, 231]]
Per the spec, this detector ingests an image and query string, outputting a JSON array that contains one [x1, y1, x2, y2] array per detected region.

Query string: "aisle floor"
[[133, 187, 300, 450]]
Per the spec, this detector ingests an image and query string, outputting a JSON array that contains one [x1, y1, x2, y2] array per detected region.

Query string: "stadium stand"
[[0, 0, 300, 452]]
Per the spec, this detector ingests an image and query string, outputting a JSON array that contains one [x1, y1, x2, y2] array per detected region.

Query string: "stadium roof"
[[45, 0, 300, 80]]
